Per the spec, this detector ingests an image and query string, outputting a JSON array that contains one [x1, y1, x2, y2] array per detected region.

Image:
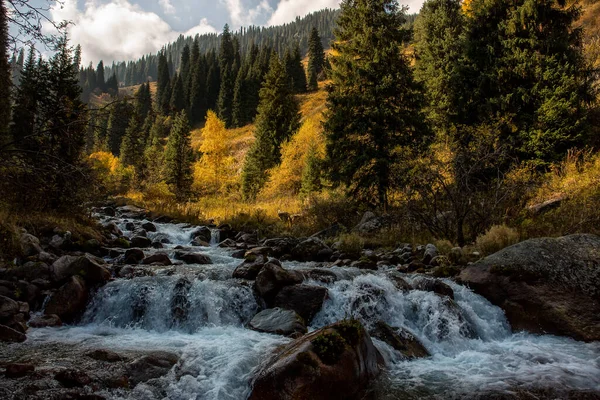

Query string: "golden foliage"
[[476, 224, 520, 255], [261, 117, 325, 198], [193, 111, 237, 194], [89, 151, 134, 194]]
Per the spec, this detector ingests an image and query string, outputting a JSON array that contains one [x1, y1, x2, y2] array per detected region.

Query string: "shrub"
[[335, 319, 362, 346], [337, 233, 364, 257], [476, 224, 520, 256], [311, 331, 347, 365], [434, 239, 454, 255]]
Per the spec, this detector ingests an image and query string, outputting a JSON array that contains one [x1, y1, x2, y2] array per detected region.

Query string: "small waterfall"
[[210, 228, 220, 246], [83, 276, 259, 333]]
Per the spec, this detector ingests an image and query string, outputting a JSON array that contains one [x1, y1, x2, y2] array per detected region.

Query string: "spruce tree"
[[307, 27, 325, 79], [179, 44, 191, 104], [300, 144, 322, 198], [241, 55, 301, 199], [189, 55, 207, 126], [164, 110, 194, 200], [217, 67, 234, 127], [135, 82, 152, 121], [324, 0, 430, 207], [170, 73, 185, 113], [107, 99, 133, 155], [290, 42, 307, 93], [96, 60, 105, 92], [0, 0, 11, 148], [157, 51, 171, 115]]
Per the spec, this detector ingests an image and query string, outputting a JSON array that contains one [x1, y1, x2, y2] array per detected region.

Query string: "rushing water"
[[25, 214, 600, 399]]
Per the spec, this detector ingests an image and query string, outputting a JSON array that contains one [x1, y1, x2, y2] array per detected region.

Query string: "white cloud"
[[47, 0, 217, 65], [268, 0, 424, 26], [268, 0, 340, 26], [159, 0, 176, 15], [185, 18, 218, 37], [220, 0, 272, 28]]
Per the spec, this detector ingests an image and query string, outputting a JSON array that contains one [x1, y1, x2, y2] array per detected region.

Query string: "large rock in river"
[[459, 234, 600, 341], [249, 320, 382, 400], [52, 254, 111, 285], [249, 308, 307, 337], [273, 284, 328, 324], [44, 276, 89, 323]]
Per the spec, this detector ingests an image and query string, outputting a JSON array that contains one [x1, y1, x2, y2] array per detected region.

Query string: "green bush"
[[337, 233, 364, 256], [475, 224, 520, 256], [311, 331, 347, 365], [336, 319, 362, 346]]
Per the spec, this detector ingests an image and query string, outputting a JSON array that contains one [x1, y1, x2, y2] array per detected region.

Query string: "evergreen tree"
[[179, 44, 191, 103], [135, 82, 152, 121], [157, 51, 171, 114], [189, 54, 207, 126], [307, 67, 318, 92], [241, 55, 301, 199], [170, 73, 185, 113], [217, 67, 234, 127], [0, 0, 11, 148], [205, 53, 220, 111], [323, 0, 430, 207], [307, 27, 325, 80], [96, 60, 105, 92], [300, 143, 322, 198], [287, 43, 307, 93], [105, 73, 119, 96], [107, 99, 133, 155], [164, 110, 194, 200]]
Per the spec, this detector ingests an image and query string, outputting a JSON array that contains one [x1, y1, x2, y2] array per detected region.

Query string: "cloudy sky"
[[40, 0, 425, 65]]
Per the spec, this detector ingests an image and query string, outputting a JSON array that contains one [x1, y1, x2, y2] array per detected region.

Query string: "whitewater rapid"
[[24, 216, 600, 399]]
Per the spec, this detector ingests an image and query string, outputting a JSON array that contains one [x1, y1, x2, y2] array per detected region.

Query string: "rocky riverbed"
[[1, 205, 599, 399]]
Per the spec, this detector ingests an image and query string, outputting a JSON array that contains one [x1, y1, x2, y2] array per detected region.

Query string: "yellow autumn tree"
[[89, 151, 134, 194], [194, 111, 236, 194], [261, 116, 325, 198]]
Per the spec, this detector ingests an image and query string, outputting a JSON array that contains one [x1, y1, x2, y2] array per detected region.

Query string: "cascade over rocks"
[[249, 307, 307, 337], [126, 351, 179, 386], [273, 284, 328, 324], [248, 320, 382, 400], [142, 253, 172, 266], [123, 249, 145, 264], [370, 321, 429, 359], [413, 277, 454, 299], [191, 227, 212, 243], [459, 234, 600, 341]]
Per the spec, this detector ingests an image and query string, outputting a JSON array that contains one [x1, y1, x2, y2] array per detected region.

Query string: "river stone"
[[459, 234, 600, 342], [86, 349, 124, 362], [422, 244, 439, 265], [118, 205, 147, 219], [142, 253, 172, 266], [29, 314, 62, 328], [44, 276, 89, 323], [301, 269, 338, 284], [173, 251, 212, 265], [291, 237, 332, 262], [141, 222, 157, 232], [52, 254, 111, 285], [191, 238, 210, 247], [127, 351, 179, 386], [0, 295, 19, 319], [130, 236, 152, 248], [20, 233, 42, 257], [104, 222, 123, 237], [263, 237, 300, 258], [124, 248, 145, 264], [249, 308, 307, 337], [370, 321, 429, 359], [191, 227, 212, 243], [413, 277, 454, 299], [55, 368, 92, 388], [5, 363, 35, 378], [218, 238, 237, 248], [255, 263, 303, 306], [0, 324, 26, 343], [6, 261, 52, 281], [232, 254, 268, 280], [273, 284, 328, 324], [248, 320, 382, 400]]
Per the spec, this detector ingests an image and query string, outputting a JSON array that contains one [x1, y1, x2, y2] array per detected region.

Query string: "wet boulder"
[[255, 262, 303, 306], [191, 227, 212, 243], [29, 314, 62, 328], [0, 295, 19, 319], [291, 238, 332, 262], [273, 284, 328, 324], [126, 351, 179, 386], [249, 308, 307, 338], [123, 248, 145, 264], [413, 277, 454, 299], [232, 254, 269, 280], [0, 324, 26, 343], [86, 349, 125, 362], [249, 320, 382, 400], [385, 272, 412, 292], [218, 238, 237, 248], [52, 254, 111, 285], [55, 368, 92, 388], [301, 269, 338, 284], [173, 251, 212, 265], [5, 363, 35, 378], [44, 276, 89, 323], [141, 222, 157, 232], [459, 234, 600, 342], [263, 237, 300, 258], [370, 321, 429, 359], [354, 211, 389, 234], [142, 253, 172, 266], [422, 244, 438, 265], [130, 236, 152, 248], [118, 205, 147, 219], [191, 238, 210, 247], [104, 222, 123, 237]]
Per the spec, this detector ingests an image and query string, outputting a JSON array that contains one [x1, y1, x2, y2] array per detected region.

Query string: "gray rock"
[[291, 237, 332, 262], [52, 254, 111, 285], [459, 234, 600, 342], [370, 321, 429, 359], [249, 308, 307, 337], [413, 277, 454, 299], [0, 324, 26, 343], [173, 251, 212, 265], [354, 212, 389, 234], [232, 254, 268, 280], [28, 314, 62, 328], [44, 276, 89, 323], [273, 284, 328, 324], [142, 253, 172, 266], [255, 263, 303, 306], [124, 248, 145, 264], [422, 243, 438, 265], [127, 351, 178, 385], [191, 227, 212, 243], [0, 295, 19, 319], [130, 236, 152, 248], [141, 222, 157, 232], [20, 233, 42, 257]]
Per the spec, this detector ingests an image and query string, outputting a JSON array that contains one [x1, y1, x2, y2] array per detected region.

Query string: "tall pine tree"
[[323, 0, 430, 207], [0, 0, 11, 148], [164, 110, 194, 200]]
